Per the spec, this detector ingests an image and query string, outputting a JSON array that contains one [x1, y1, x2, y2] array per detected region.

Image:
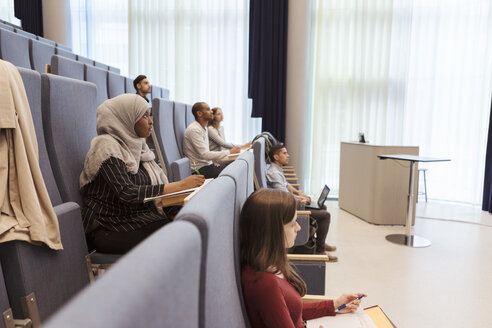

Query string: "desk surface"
[[378, 154, 450, 162]]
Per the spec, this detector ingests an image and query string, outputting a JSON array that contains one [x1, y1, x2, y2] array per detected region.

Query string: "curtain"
[[129, 0, 261, 144], [482, 98, 492, 212], [70, 0, 129, 75], [248, 0, 288, 142], [310, 0, 492, 204], [14, 0, 43, 35]]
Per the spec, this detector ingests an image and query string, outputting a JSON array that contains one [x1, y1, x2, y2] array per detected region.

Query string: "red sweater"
[[241, 265, 335, 328]]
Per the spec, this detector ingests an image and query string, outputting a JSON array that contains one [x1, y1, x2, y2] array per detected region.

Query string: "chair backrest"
[[0, 202, 90, 322], [252, 138, 267, 188], [107, 71, 125, 98], [170, 157, 191, 182], [55, 47, 76, 60], [29, 38, 55, 74], [151, 86, 161, 101], [0, 28, 30, 69], [14, 27, 35, 39], [152, 98, 183, 182], [36, 36, 56, 46], [0, 22, 14, 31], [84, 65, 109, 106], [50, 55, 84, 80], [185, 103, 194, 127], [41, 73, 97, 206], [17, 67, 63, 206], [76, 54, 94, 66], [94, 60, 108, 70], [43, 221, 203, 328], [175, 177, 247, 328], [56, 43, 71, 51], [161, 88, 170, 99], [124, 76, 134, 93], [173, 101, 187, 157], [237, 150, 254, 197], [108, 65, 120, 74]]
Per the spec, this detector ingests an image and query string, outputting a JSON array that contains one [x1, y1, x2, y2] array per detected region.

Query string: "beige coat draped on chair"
[[0, 59, 62, 250]]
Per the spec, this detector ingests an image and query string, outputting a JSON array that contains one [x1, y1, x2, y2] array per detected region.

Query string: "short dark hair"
[[133, 75, 147, 91], [192, 102, 207, 120], [268, 143, 285, 162]]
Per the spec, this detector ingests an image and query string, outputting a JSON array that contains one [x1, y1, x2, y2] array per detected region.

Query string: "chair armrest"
[[171, 157, 191, 182], [296, 210, 311, 215], [287, 254, 330, 262]]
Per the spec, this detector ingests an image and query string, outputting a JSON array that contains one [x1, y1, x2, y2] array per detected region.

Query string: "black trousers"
[[197, 161, 232, 178], [309, 208, 331, 253], [89, 219, 171, 254]]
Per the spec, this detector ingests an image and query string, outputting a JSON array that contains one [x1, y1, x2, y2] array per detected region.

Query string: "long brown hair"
[[239, 188, 307, 296], [209, 107, 221, 129]]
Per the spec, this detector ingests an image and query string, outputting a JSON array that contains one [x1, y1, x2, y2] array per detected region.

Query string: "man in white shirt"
[[183, 102, 240, 178]]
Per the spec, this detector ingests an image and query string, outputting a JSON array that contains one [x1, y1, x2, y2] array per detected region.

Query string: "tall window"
[[128, 0, 261, 143], [0, 0, 21, 26], [311, 0, 492, 204]]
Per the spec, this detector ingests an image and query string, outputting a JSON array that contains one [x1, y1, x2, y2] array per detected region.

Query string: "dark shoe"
[[324, 244, 337, 252]]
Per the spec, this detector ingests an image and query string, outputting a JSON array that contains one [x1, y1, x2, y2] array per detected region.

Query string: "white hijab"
[[80, 94, 168, 188]]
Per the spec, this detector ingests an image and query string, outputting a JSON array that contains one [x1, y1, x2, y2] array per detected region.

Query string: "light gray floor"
[[322, 200, 492, 328]]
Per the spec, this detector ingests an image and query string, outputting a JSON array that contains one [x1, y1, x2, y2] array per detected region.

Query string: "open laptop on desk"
[[305, 185, 330, 210]]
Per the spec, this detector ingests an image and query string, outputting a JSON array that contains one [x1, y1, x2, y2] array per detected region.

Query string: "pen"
[[193, 162, 200, 175], [336, 294, 366, 312]]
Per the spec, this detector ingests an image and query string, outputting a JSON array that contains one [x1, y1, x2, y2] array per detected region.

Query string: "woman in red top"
[[240, 189, 364, 327]]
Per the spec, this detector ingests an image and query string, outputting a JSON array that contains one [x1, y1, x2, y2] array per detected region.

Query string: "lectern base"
[[385, 234, 431, 248]]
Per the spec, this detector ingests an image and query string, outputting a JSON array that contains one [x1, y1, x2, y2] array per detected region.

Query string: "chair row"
[[44, 151, 255, 328]]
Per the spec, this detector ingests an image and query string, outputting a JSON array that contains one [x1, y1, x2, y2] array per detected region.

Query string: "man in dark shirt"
[[133, 75, 151, 103]]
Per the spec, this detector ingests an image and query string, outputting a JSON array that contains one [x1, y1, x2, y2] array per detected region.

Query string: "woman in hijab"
[[80, 94, 204, 254]]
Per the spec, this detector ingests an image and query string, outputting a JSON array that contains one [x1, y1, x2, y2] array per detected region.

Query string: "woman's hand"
[[333, 293, 365, 313], [230, 146, 241, 154], [180, 175, 205, 189]]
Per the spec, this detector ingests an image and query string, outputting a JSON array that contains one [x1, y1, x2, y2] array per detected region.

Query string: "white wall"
[[285, 0, 314, 193], [42, 0, 71, 47]]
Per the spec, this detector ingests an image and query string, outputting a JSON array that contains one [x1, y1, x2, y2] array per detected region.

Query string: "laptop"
[[306, 185, 330, 210]]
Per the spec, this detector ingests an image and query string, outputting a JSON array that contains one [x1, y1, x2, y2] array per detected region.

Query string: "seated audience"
[[80, 94, 204, 254], [208, 107, 251, 151], [183, 102, 240, 178], [240, 189, 364, 327], [133, 74, 151, 103], [266, 144, 337, 261]]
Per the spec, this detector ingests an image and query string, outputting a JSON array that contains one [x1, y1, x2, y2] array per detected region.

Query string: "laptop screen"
[[317, 185, 331, 208]]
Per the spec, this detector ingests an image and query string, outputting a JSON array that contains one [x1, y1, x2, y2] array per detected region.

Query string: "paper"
[[226, 147, 249, 158], [143, 178, 213, 202], [306, 308, 377, 328]]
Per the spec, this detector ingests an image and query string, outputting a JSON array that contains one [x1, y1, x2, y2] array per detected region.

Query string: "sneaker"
[[324, 244, 337, 252]]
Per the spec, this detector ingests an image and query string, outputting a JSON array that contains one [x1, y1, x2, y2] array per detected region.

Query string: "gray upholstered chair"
[[54, 47, 76, 60], [94, 60, 108, 70], [185, 103, 194, 127], [0, 22, 14, 31], [237, 150, 254, 196], [14, 27, 35, 39], [152, 98, 191, 182], [108, 65, 120, 74], [124, 76, 134, 93], [50, 55, 84, 80], [252, 138, 268, 188], [151, 85, 161, 101], [36, 36, 56, 46], [161, 87, 170, 99], [175, 177, 249, 328], [56, 43, 71, 51], [29, 38, 55, 74], [43, 221, 204, 328], [173, 101, 187, 157], [76, 54, 94, 66], [107, 71, 125, 98], [0, 262, 31, 328], [0, 29, 30, 69], [84, 64, 109, 106]]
